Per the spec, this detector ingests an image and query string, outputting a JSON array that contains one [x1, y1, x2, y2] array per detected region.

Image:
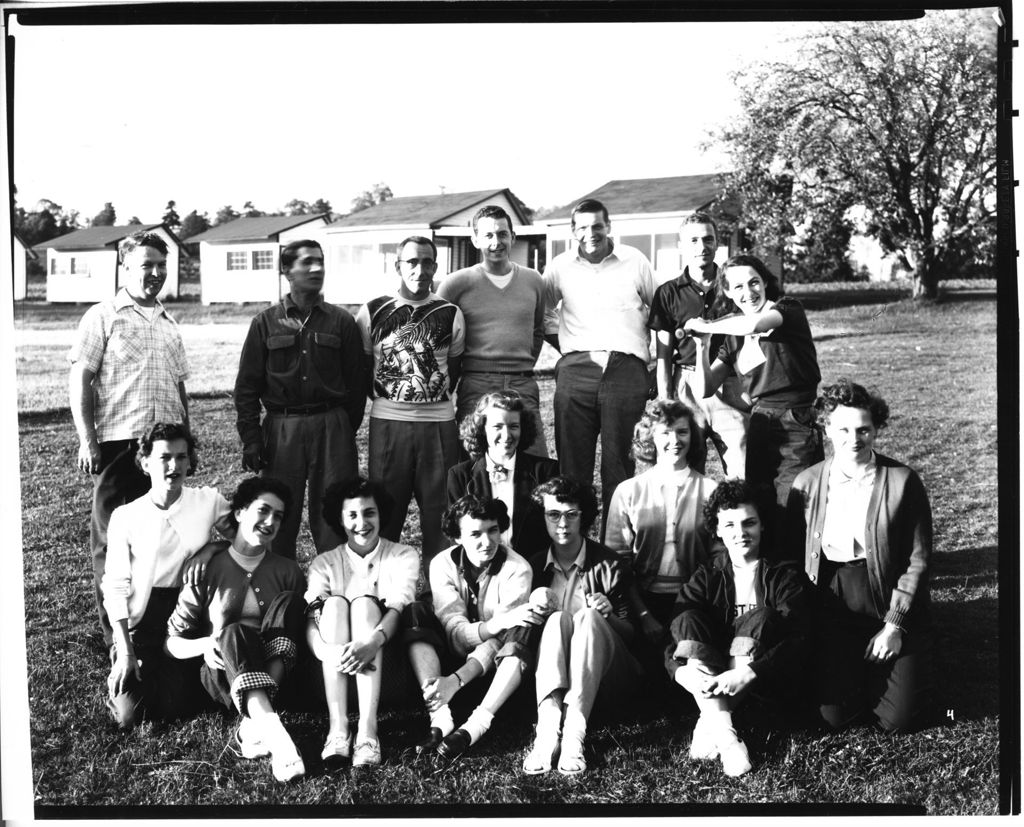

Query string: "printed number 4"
[[946, 709, 955, 721]]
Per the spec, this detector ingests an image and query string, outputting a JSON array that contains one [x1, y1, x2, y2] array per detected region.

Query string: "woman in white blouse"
[[306, 477, 420, 770], [787, 379, 932, 733], [605, 399, 718, 643], [102, 422, 230, 727]]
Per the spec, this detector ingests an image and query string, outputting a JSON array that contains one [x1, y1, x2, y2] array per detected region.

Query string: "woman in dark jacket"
[[447, 390, 558, 557], [786, 378, 932, 734]]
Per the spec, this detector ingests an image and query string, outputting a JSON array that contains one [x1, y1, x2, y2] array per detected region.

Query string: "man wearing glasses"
[[356, 236, 465, 566]]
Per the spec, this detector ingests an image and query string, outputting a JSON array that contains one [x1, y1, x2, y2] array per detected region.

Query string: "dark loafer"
[[416, 727, 445, 755], [436, 728, 472, 762]]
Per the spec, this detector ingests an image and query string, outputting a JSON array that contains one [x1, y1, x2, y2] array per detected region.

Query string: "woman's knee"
[[349, 595, 384, 627]]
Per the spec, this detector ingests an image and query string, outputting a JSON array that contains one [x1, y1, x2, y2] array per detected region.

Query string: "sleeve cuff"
[[883, 607, 908, 630]]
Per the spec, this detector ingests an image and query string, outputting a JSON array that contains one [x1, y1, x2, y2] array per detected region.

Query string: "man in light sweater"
[[542, 198, 656, 532], [438, 205, 548, 456]]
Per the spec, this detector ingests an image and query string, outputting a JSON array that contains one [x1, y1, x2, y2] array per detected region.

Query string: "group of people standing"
[[67, 198, 932, 786]]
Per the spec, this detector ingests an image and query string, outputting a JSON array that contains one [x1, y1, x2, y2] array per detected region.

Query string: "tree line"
[[13, 183, 396, 247]]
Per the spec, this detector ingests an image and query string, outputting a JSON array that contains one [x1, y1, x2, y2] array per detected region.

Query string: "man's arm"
[[234, 317, 267, 470], [655, 332, 675, 399], [177, 381, 190, 430], [69, 364, 101, 473], [338, 313, 369, 431]]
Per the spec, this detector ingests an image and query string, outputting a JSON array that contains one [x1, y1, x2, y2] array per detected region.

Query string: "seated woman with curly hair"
[[666, 479, 809, 777], [448, 390, 558, 557], [102, 422, 232, 728], [404, 495, 540, 762], [166, 477, 307, 783], [786, 378, 932, 734], [605, 398, 719, 646], [304, 476, 420, 770]]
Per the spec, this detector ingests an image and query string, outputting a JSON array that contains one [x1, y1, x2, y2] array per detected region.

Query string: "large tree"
[[92, 202, 117, 227], [179, 210, 211, 239], [350, 182, 393, 214], [162, 200, 181, 230], [16, 198, 80, 246], [716, 10, 997, 298], [214, 205, 240, 226]]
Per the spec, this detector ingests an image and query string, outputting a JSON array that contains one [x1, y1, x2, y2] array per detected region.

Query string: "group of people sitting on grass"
[[101, 375, 931, 784]]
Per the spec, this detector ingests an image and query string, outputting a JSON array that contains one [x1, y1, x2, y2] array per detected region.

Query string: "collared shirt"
[[304, 537, 419, 613], [648, 265, 722, 366], [545, 542, 589, 614], [356, 292, 466, 422], [234, 293, 367, 446], [822, 454, 878, 562], [102, 485, 230, 629], [485, 453, 517, 546], [68, 289, 189, 443], [542, 243, 655, 361]]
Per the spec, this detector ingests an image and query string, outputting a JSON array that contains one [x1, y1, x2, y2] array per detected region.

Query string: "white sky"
[[9, 18, 824, 222]]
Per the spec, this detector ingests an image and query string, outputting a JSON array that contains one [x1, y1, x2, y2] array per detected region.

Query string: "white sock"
[[562, 707, 588, 740], [707, 708, 735, 732], [536, 702, 564, 740], [461, 708, 494, 745], [430, 703, 455, 737]]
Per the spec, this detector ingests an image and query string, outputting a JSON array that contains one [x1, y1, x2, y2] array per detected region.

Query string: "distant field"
[[14, 292, 1002, 813]]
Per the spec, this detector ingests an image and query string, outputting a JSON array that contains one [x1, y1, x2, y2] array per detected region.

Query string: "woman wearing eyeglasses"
[[518, 476, 641, 776]]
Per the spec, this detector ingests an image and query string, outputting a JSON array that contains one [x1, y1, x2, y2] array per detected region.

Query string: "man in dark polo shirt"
[[648, 213, 750, 477], [234, 239, 367, 559]]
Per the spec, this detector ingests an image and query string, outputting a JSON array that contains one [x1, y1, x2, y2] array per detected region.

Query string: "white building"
[[185, 215, 330, 304], [318, 188, 543, 305], [12, 232, 36, 300], [33, 224, 184, 303]]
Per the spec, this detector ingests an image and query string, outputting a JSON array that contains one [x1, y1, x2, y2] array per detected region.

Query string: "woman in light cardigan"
[[605, 399, 718, 643], [103, 422, 230, 728], [785, 378, 932, 733], [305, 477, 419, 770]]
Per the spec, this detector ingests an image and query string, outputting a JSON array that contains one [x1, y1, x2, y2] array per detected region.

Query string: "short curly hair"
[[442, 495, 511, 541], [530, 475, 600, 534], [136, 422, 198, 476], [702, 478, 773, 538], [815, 378, 890, 429], [321, 477, 396, 541], [459, 390, 538, 459], [228, 476, 293, 531], [630, 398, 702, 468]]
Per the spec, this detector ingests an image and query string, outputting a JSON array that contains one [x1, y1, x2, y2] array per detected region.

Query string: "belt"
[[266, 401, 343, 416], [463, 369, 535, 377], [678, 364, 696, 372]]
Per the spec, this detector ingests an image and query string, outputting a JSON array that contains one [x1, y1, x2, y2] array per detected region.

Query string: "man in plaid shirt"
[[69, 231, 190, 646]]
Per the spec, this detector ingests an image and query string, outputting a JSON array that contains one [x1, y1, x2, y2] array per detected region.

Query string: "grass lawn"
[[14, 288, 1003, 814]]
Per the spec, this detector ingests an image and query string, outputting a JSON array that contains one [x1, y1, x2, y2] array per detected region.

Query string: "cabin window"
[[252, 250, 274, 270], [226, 251, 248, 270]]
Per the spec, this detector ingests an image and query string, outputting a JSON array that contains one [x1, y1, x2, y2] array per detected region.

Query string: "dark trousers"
[[91, 440, 150, 646], [107, 587, 207, 727], [665, 604, 791, 700], [814, 559, 930, 733], [747, 403, 823, 507], [201, 591, 305, 715]]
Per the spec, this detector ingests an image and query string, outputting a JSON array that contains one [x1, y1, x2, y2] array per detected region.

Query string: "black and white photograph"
[[1, 1, 1015, 818]]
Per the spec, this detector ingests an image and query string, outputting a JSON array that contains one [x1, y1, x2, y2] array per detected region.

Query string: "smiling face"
[[679, 221, 717, 277], [472, 216, 514, 270], [235, 493, 286, 551], [458, 515, 502, 568], [824, 404, 878, 466], [572, 210, 611, 261], [141, 437, 190, 497], [484, 406, 521, 462], [284, 246, 326, 295], [715, 503, 762, 565], [723, 265, 768, 315], [121, 245, 168, 306], [653, 416, 692, 470], [341, 495, 381, 554], [542, 494, 583, 551], [396, 241, 437, 301]]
